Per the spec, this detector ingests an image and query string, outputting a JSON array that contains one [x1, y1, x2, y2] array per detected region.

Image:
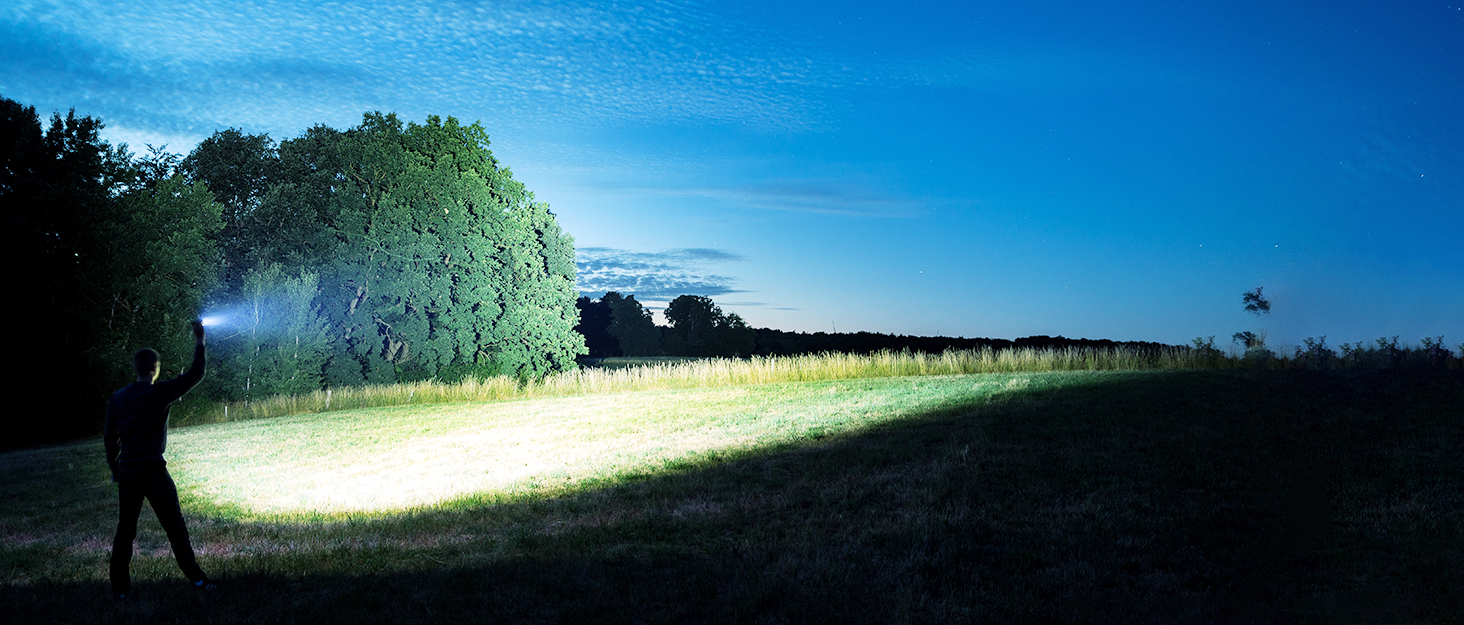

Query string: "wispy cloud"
[[2, 0, 1130, 143], [576, 247, 745, 300], [1, 0, 821, 136], [1342, 115, 1464, 212], [589, 179, 943, 217], [723, 181, 927, 216]]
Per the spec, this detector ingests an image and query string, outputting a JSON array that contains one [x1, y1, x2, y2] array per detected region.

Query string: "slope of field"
[[3, 369, 1462, 623], [172, 373, 1024, 515]]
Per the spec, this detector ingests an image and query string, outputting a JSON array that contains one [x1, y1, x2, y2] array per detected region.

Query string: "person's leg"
[[141, 464, 209, 584], [110, 467, 146, 595]]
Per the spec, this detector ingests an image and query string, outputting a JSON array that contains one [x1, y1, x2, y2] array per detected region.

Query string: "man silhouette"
[[104, 320, 217, 602]]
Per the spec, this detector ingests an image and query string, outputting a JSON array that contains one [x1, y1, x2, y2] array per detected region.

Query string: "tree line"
[[575, 293, 757, 358], [575, 293, 1175, 359], [2, 95, 584, 448]]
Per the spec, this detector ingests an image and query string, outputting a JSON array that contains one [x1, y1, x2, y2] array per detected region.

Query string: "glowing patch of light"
[[168, 380, 1000, 516]]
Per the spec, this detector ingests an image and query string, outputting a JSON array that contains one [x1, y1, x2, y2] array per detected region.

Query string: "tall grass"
[[172, 346, 1180, 425], [172, 342, 1460, 426]]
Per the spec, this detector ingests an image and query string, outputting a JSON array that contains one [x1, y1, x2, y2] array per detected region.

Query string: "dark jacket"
[[104, 344, 206, 479]]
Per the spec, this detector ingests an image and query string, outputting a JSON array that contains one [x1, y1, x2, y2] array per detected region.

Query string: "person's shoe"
[[192, 580, 220, 591]]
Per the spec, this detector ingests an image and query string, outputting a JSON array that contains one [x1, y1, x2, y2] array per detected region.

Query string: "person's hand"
[[192, 319, 205, 344]]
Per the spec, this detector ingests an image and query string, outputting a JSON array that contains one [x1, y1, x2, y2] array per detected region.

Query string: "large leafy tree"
[[244, 112, 584, 384], [178, 129, 280, 297], [90, 173, 223, 386], [1, 99, 116, 444]]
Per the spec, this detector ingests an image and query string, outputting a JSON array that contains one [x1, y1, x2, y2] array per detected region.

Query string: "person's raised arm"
[[169, 320, 207, 396]]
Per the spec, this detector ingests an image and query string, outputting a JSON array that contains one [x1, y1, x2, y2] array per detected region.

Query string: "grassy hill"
[[3, 368, 1462, 623]]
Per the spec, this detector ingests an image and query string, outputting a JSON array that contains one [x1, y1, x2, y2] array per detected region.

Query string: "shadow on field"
[[4, 370, 1463, 624]]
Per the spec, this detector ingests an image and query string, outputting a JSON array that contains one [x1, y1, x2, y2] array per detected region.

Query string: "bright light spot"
[[167, 382, 976, 516], [200, 315, 226, 327]]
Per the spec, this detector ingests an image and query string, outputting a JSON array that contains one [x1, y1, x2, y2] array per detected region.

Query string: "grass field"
[[3, 367, 1463, 623], [168, 346, 1250, 426]]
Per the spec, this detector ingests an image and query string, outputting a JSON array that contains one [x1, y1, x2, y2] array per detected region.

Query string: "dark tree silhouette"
[[1243, 287, 1271, 315], [0, 96, 191, 448], [604, 292, 662, 357], [575, 296, 620, 357], [663, 295, 754, 357]]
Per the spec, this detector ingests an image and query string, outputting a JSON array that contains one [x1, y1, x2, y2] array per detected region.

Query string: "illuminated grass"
[[177, 344, 1460, 427], [178, 346, 1215, 425], [4, 369, 1461, 623], [173, 374, 1029, 516]]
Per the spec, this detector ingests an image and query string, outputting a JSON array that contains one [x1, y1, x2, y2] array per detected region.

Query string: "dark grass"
[[3, 369, 1463, 623]]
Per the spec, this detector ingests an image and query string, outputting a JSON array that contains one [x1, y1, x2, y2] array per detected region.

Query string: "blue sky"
[[4, 0, 1461, 348]]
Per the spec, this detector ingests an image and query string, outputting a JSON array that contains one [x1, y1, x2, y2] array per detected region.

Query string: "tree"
[[604, 292, 662, 356], [205, 264, 330, 402], [1, 99, 110, 445], [1235, 287, 1271, 360], [244, 112, 584, 384], [89, 174, 224, 387], [178, 129, 280, 297], [713, 311, 756, 357], [664, 295, 718, 356], [575, 296, 620, 357], [1231, 331, 1263, 350], [663, 295, 754, 357], [1242, 287, 1271, 315], [1, 96, 226, 447]]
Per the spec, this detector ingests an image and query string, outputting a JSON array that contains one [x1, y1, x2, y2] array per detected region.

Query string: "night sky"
[[4, 0, 1461, 348]]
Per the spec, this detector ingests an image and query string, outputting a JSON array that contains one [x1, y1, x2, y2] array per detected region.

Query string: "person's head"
[[132, 348, 160, 382]]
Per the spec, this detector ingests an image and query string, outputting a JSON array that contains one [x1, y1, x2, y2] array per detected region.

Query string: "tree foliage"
[[1, 96, 222, 445], [1242, 287, 1271, 316], [663, 295, 755, 357], [90, 173, 223, 385], [2, 99, 120, 444], [233, 112, 583, 385], [575, 296, 620, 357], [179, 129, 280, 296], [1, 94, 583, 448], [203, 264, 331, 402], [604, 292, 663, 357]]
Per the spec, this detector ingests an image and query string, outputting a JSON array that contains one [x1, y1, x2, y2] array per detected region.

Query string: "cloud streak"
[[2, 0, 1135, 143], [576, 247, 745, 300], [582, 179, 948, 217], [2, 0, 820, 136]]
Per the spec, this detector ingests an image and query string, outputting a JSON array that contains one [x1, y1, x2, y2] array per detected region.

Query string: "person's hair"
[[132, 348, 160, 377]]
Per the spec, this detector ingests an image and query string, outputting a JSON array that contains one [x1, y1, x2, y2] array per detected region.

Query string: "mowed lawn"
[[3, 369, 1462, 623]]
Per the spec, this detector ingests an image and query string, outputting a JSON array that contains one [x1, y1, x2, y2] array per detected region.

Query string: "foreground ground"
[[3, 369, 1462, 623]]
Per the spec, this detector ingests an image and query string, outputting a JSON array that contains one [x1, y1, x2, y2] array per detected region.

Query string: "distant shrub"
[[1294, 336, 1338, 370], [1419, 336, 1451, 368], [1232, 330, 1273, 366], [1338, 341, 1366, 368], [1190, 336, 1225, 366], [1376, 336, 1402, 368]]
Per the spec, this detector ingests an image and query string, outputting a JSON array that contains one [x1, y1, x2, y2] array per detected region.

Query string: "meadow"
[[168, 342, 1455, 427], [2, 348, 1462, 623]]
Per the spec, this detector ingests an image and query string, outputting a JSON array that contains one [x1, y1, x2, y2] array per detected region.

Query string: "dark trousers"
[[110, 461, 207, 593]]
